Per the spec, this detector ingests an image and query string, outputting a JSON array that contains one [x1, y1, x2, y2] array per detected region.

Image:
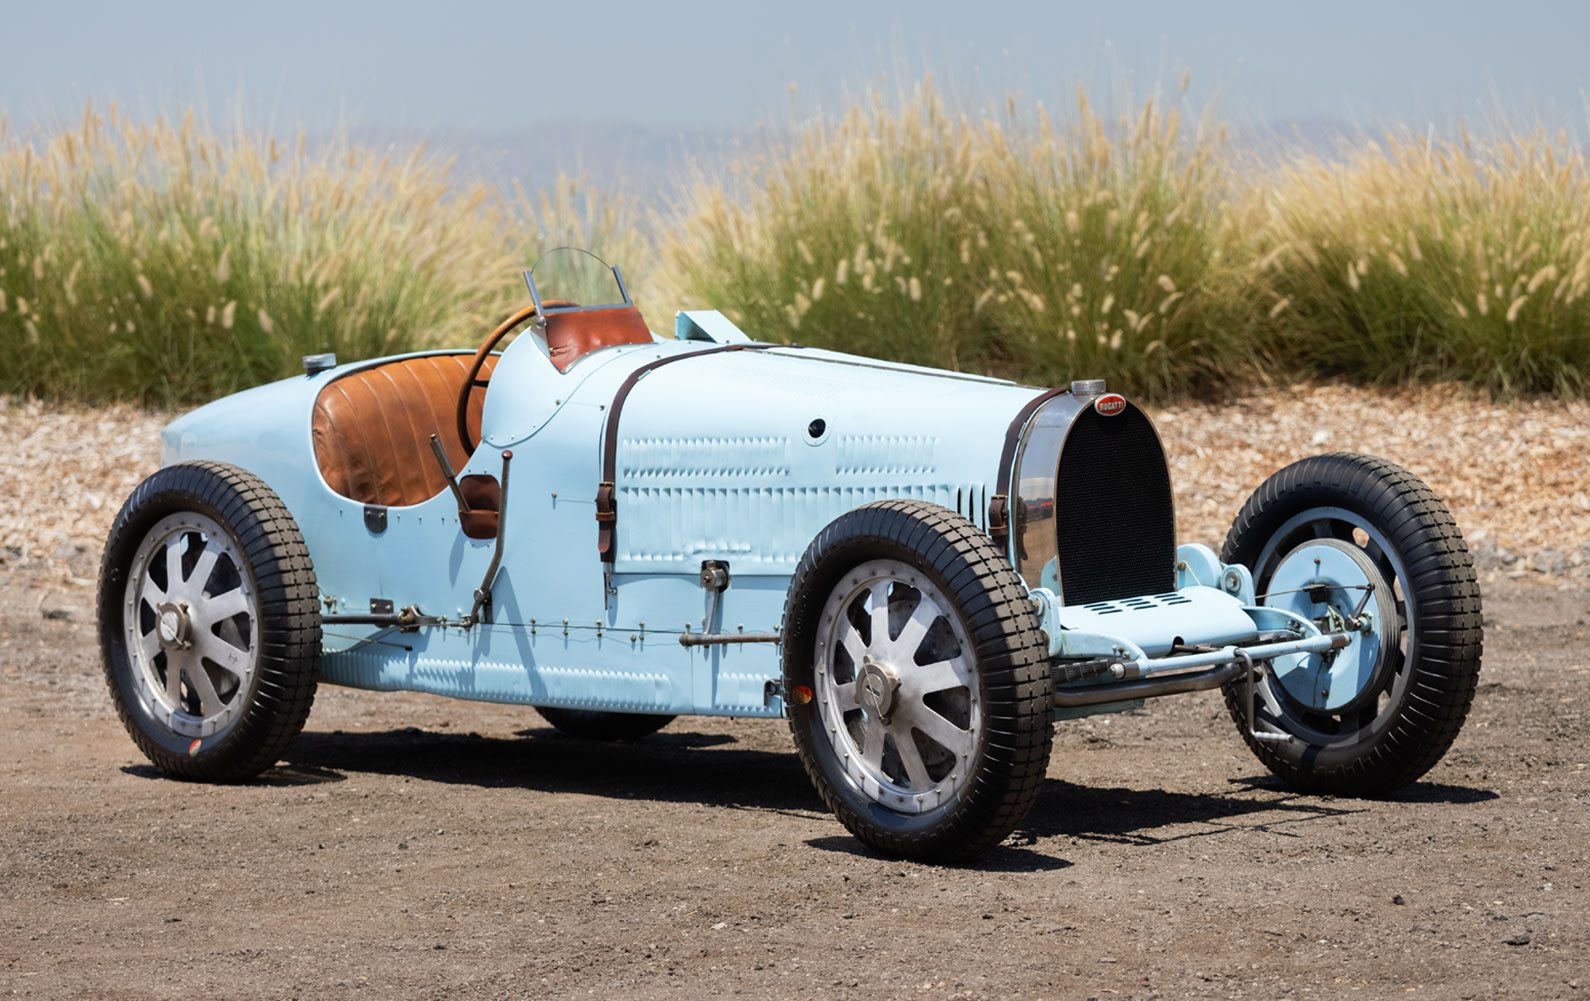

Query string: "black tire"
[[99, 461, 320, 781], [536, 707, 676, 741], [1220, 453, 1482, 795], [782, 500, 1053, 863]]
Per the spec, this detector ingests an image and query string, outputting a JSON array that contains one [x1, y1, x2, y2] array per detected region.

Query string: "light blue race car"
[[99, 249, 1484, 861]]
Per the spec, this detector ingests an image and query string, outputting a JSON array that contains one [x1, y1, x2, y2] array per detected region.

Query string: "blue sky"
[[3, 0, 1586, 138]]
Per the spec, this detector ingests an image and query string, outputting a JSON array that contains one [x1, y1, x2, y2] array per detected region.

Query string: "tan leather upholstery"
[[312, 353, 498, 508], [545, 305, 652, 372]]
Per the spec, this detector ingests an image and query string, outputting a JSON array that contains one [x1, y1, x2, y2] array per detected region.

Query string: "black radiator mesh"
[[1054, 404, 1176, 605]]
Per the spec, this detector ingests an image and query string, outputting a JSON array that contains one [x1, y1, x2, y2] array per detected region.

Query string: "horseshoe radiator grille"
[[1053, 404, 1176, 606]]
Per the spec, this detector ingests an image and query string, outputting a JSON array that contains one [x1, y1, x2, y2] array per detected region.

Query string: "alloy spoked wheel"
[[784, 500, 1053, 863], [101, 461, 320, 781], [813, 560, 980, 815], [123, 512, 261, 739]]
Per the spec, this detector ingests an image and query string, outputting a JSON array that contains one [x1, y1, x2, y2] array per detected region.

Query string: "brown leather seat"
[[312, 353, 498, 508], [545, 305, 653, 372]]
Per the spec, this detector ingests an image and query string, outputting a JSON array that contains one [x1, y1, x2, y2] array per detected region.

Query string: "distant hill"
[[342, 114, 1370, 205], [1231, 116, 1364, 163], [346, 121, 755, 202]]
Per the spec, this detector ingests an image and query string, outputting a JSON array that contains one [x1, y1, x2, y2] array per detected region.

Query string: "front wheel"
[[783, 500, 1053, 862], [1221, 453, 1482, 795], [99, 461, 320, 780]]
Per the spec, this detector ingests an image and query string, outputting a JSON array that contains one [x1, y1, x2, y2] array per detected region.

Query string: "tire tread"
[[783, 499, 1053, 862], [99, 461, 319, 781], [1220, 453, 1482, 795]]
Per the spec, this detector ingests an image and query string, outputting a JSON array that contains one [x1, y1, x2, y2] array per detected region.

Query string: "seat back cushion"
[[545, 305, 653, 372], [312, 353, 498, 508]]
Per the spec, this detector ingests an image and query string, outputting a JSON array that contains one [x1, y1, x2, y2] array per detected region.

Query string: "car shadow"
[[146, 726, 1498, 867], [119, 762, 346, 786], [1219, 773, 1499, 805], [1017, 778, 1366, 847], [802, 835, 1074, 872], [1382, 781, 1500, 805], [280, 724, 826, 816], [278, 725, 1083, 872], [1017, 775, 1499, 847], [130, 744, 1488, 848]]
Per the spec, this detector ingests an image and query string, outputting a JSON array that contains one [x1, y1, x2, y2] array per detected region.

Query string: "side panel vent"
[[955, 483, 988, 530], [1055, 404, 1175, 605]]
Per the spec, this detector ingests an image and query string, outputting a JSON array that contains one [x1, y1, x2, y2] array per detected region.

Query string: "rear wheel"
[[1221, 453, 1482, 795], [536, 707, 675, 741], [99, 462, 320, 780], [783, 500, 1053, 862]]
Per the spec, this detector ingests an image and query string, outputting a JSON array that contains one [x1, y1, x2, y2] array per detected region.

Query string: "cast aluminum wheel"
[[100, 461, 319, 781], [784, 500, 1053, 862], [812, 559, 980, 815], [123, 512, 260, 738]]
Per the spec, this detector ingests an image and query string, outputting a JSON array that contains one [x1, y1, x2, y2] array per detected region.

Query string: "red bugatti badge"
[[1094, 393, 1127, 417]]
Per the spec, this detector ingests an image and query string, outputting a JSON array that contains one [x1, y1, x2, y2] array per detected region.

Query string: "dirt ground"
[[1, 559, 1585, 1001]]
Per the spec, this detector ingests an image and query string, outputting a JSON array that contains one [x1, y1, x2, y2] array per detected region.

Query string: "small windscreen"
[[523, 248, 630, 312]]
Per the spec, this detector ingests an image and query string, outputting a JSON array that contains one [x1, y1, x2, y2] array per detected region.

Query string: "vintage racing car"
[[99, 249, 1484, 861]]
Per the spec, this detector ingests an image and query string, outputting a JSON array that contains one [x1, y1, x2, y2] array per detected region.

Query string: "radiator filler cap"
[[1070, 379, 1107, 403]]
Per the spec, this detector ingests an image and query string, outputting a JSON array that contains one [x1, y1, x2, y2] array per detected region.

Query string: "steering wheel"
[[456, 305, 539, 455]]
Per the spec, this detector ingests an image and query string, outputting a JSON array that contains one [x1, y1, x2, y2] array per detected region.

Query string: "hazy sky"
[[3, 0, 1586, 137]]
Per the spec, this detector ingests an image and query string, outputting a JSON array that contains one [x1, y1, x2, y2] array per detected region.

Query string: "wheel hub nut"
[[855, 657, 899, 720], [156, 602, 192, 650]]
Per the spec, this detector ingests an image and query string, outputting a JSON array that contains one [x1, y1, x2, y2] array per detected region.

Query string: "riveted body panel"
[[152, 312, 1359, 723], [161, 329, 1045, 717], [607, 347, 1034, 575]]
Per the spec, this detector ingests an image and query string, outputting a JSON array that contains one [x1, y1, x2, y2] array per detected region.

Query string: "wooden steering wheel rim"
[[456, 305, 540, 455]]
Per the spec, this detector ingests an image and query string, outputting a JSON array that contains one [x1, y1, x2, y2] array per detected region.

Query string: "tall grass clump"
[[977, 85, 1241, 395], [0, 103, 644, 405], [1239, 128, 1590, 396], [660, 79, 1244, 398], [10, 83, 1590, 407], [660, 83, 1002, 372]]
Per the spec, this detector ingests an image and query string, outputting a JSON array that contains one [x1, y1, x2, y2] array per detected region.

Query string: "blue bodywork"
[[158, 309, 1338, 721]]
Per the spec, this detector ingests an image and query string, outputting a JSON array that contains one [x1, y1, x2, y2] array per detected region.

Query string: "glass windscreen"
[[523, 247, 630, 312]]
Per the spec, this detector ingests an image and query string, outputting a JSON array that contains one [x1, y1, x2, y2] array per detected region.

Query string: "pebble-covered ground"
[[1157, 385, 1590, 580]]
